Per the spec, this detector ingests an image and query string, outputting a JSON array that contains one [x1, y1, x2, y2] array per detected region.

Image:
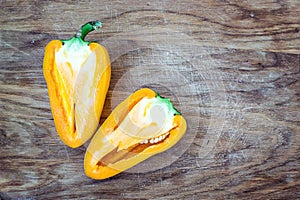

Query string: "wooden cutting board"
[[1, 0, 299, 199]]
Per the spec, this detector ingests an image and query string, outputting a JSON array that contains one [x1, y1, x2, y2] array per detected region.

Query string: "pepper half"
[[84, 88, 187, 179], [43, 21, 111, 148]]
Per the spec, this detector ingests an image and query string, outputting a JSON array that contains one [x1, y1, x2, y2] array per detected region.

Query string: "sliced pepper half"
[[43, 21, 111, 148], [84, 88, 187, 179]]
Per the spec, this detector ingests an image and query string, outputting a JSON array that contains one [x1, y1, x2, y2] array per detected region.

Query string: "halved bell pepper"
[[43, 21, 111, 148], [84, 88, 187, 179]]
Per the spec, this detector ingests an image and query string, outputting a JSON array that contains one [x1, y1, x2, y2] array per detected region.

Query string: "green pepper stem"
[[75, 21, 102, 40], [155, 92, 181, 115]]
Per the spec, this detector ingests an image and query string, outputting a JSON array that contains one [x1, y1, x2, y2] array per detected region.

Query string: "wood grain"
[[1, 0, 299, 199]]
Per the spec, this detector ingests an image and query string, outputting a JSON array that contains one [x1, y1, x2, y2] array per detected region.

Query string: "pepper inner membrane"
[[96, 96, 179, 167]]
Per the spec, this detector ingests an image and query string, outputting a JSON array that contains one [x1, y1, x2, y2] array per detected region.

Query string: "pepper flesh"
[[43, 21, 111, 148], [84, 88, 187, 179]]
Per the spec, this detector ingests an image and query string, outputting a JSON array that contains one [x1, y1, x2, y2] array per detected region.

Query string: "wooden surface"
[[1, 0, 300, 199]]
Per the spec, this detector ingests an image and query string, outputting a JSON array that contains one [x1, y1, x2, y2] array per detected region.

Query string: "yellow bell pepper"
[[43, 21, 111, 148], [84, 88, 187, 179]]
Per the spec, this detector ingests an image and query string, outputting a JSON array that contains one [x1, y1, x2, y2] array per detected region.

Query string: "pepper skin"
[[43, 21, 111, 148], [84, 88, 187, 179]]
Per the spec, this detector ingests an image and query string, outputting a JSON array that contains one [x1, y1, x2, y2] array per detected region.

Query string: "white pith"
[[55, 44, 92, 77], [106, 97, 176, 150]]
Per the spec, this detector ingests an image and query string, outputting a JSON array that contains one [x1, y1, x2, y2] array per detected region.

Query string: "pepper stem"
[[75, 21, 102, 40], [155, 92, 181, 115]]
